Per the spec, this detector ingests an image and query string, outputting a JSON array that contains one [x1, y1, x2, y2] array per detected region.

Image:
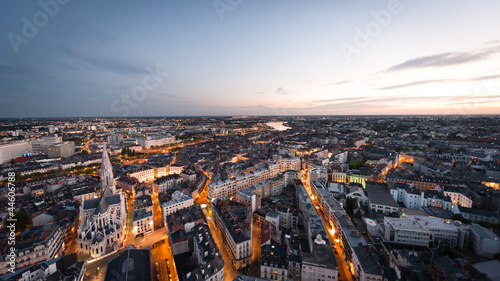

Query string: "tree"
[[349, 160, 363, 170], [346, 197, 356, 215], [13, 209, 31, 232], [121, 147, 136, 157], [451, 214, 469, 224]]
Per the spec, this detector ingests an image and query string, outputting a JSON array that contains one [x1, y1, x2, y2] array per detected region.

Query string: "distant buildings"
[[0, 140, 31, 164], [138, 134, 175, 149], [30, 136, 62, 155], [47, 141, 75, 158]]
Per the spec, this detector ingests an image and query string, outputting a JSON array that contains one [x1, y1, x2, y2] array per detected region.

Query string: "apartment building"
[[161, 190, 194, 221], [208, 163, 279, 199], [0, 253, 85, 281], [0, 224, 64, 275], [278, 157, 301, 172], [443, 186, 473, 208], [128, 167, 155, 182], [211, 199, 251, 270], [261, 244, 288, 281], [153, 174, 183, 193], [132, 209, 154, 237], [390, 185, 453, 211]]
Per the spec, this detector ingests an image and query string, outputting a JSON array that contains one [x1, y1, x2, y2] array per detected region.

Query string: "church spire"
[[101, 143, 116, 196]]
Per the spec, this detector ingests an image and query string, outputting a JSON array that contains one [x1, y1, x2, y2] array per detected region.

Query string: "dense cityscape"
[[0, 116, 499, 281]]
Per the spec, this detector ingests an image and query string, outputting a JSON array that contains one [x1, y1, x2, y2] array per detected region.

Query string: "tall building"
[[76, 144, 126, 259], [48, 141, 75, 158], [30, 136, 62, 155], [0, 141, 31, 164]]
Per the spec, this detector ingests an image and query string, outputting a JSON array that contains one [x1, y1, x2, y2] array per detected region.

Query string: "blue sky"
[[1, 0, 500, 117]]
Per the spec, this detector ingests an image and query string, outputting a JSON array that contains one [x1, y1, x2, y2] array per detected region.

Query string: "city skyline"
[[1, 1, 500, 117]]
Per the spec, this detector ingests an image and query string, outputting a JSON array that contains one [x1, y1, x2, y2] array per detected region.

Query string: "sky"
[[1, 0, 500, 117]]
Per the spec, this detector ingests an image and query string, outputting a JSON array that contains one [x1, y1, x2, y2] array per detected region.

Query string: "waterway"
[[265, 121, 290, 131]]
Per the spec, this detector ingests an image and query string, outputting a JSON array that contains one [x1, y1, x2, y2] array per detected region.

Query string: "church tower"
[[101, 143, 116, 196]]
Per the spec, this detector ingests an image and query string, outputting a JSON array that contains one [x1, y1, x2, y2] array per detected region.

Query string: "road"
[[151, 191, 164, 229], [249, 223, 261, 276], [301, 170, 354, 281], [151, 239, 176, 281], [81, 138, 94, 152]]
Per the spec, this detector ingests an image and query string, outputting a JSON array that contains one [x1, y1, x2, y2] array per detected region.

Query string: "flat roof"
[[366, 185, 398, 208], [385, 217, 428, 232]]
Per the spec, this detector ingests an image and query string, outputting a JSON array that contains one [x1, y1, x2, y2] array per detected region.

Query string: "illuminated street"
[[301, 170, 354, 281], [249, 222, 262, 276]]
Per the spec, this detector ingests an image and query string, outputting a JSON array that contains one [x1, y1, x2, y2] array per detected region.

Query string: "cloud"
[[322, 79, 352, 87], [0, 61, 58, 79], [58, 44, 150, 75], [386, 46, 500, 72], [49, 15, 153, 76], [275, 87, 289, 95], [376, 73, 500, 90], [377, 79, 456, 90], [159, 93, 181, 99], [286, 94, 500, 113]]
